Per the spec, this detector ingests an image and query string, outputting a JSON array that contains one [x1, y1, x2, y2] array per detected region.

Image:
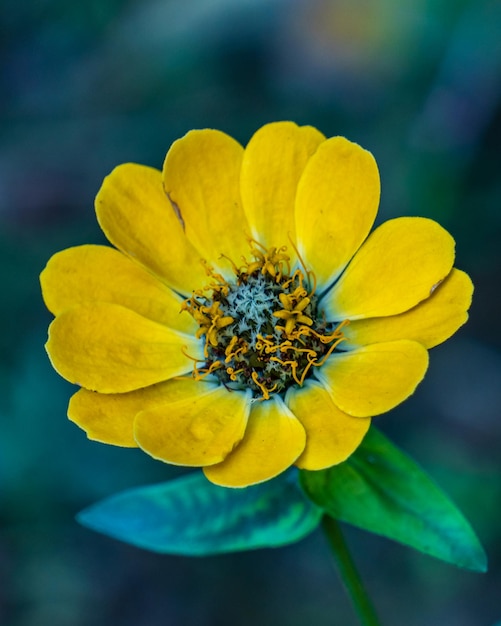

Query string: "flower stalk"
[[322, 515, 382, 626]]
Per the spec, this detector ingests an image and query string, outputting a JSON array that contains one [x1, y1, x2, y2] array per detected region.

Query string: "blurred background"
[[1, 0, 501, 624]]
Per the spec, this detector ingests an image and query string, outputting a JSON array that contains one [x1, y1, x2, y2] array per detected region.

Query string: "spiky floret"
[[183, 241, 347, 399]]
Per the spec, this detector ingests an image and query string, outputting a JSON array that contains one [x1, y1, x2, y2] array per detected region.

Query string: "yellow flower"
[[41, 122, 472, 488]]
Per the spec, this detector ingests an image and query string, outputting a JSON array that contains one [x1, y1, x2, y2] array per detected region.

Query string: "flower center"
[[183, 241, 347, 399]]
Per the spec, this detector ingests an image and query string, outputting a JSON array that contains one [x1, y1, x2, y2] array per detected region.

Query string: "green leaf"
[[300, 427, 487, 572], [77, 469, 323, 555]]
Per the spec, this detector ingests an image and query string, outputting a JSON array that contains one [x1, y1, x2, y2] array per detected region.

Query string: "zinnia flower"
[[41, 122, 472, 488]]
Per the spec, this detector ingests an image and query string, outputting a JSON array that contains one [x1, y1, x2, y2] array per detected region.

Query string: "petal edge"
[[204, 396, 306, 487], [134, 387, 251, 467], [315, 340, 429, 418], [240, 122, 325, 258], [323, 217, 456, 320], [295, 136, 380, 290], [286, 381, 371, 470], [344, 269, 473, 349], [46, 303, 202, 393]]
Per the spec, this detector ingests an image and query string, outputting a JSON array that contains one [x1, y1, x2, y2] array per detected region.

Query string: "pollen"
[[183, 242, 347, 399]]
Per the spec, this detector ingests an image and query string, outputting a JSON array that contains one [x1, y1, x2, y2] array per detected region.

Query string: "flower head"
[[41, 122, 472, 487]]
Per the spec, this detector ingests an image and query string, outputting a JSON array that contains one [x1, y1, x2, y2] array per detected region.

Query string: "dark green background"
[[1, 0, 500, 624]]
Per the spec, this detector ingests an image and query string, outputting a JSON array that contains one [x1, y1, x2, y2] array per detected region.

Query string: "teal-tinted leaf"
[[77, 469, 323, 555], [300, 427, 487, 572]]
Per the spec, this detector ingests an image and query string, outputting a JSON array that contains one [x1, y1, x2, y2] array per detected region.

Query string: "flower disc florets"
[[183, 241, 347, 399]]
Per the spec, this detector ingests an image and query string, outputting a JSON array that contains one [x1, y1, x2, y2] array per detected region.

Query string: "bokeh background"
[[1, 0, 501, 624]]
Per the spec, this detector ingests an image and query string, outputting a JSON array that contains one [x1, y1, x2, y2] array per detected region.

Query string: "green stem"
[[322, 515, 382, 626]]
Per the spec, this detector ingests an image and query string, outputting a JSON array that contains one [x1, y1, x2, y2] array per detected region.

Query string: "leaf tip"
[[464, 547, 488, 573]]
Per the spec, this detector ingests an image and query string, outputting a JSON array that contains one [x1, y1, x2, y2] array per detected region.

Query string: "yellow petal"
[[203, 396, 306, 487], [322, 217, 456, 320], [286, 381, 371, 470], [68, 378, 207, 447], [315, 340, 429, 418], [40, 245, 197, 333], [344, 269, 473, 349], [134, 386, 251, 467], [163, 129, 249, 278], [46, 303, 202, 393], [295, 137, 380, 290], [95, 163, 207, 296], [240, 122, 325, 259]]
